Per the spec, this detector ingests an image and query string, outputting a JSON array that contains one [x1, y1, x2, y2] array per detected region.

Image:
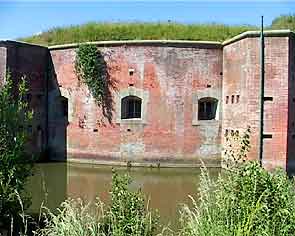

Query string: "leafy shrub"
[[36, 171, 164, 236], [180, 127, 295, 236], [0, 72, 34, 227], [75, 44, 107, 105]]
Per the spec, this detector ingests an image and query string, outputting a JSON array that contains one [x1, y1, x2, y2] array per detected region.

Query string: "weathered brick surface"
[[3, 41, 49, 156], [223, 37, 290, 170], [1, 33, 294, 169], [0, 44, 7, 85], [49, 44, 223, 165]]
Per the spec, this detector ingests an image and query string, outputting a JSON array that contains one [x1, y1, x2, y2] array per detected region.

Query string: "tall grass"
[[271, 14, 295, 31], [20, 22, 256, 46], [19, 14, 295, 46], [35, 171, 170, 236], [180, 127, 295, 236]]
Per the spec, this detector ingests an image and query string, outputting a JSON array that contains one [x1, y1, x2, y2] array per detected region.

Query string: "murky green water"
[[26, 163, 220, 229]]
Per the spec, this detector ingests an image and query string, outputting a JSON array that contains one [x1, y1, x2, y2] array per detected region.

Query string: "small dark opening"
[[236, 95, 240, 103], [93, 128, 98, 132], [231, 95, 235, 104], [226, 96, 229, 104], [127, 128, 131, 132], [121, 96, 142, 119], [225, 129, 229, 136], [61, 97, 68, 117], [207, 84, 211, 88], [198, 97, 218, 120]]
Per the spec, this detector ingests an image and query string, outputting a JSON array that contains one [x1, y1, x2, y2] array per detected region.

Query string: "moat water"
[[26, 163, 220, 229]]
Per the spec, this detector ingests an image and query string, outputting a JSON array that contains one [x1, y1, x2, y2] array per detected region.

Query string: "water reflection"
[[27, 163, 220, 228]]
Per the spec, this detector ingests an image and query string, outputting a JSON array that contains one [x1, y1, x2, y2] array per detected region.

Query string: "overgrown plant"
[[180, 128, 295, 236], [75, 44, 107, 106], [0, 72, 34, 228], [36, 171, 165, 236], [223, 126, 251, 169]]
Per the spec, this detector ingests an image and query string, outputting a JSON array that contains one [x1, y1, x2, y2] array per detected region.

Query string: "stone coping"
[[0, 40, 48, 49], [222, 29, 295, 46], [48, 40, 223, 50], [48, 29, 295, 50]]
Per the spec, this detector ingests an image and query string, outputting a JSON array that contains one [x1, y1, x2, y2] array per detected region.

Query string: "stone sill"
[[116, 118, 147, 125], [192, 119, 220, 126]]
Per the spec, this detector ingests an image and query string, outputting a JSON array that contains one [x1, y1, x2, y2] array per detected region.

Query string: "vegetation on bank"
[[2, 71, 295, 235], [35, 171, 165, 236], [18, 14, 295, 46], [180, 162, 295, 236], [0, 73, 35, 232]]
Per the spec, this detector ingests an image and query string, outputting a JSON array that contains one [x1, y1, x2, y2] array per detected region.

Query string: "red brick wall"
[[223, 36, 290, 170], [49, 44, 223, 166]]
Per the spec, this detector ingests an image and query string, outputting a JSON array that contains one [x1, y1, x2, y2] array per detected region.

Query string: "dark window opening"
[[231, 95, 235, 104], [225, 129, 229, 136], [61, 97, 68, 117], [121, 96, 142, 119], [236, 95, 240, 103], [198, 97, 218, 120], [226, 96, 229, 104], [129, 69, 134, 76]]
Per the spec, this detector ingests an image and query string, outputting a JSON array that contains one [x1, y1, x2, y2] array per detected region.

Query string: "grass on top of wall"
[[19, 22, 256, 46], [18, 14, 295, 46]]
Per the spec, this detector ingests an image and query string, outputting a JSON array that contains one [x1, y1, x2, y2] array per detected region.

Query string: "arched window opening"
[[121, 96, 142, 119], [198, 97, 218, 120]]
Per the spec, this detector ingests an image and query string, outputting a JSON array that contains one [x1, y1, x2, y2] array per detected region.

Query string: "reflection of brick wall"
[[223, 36, 290, 170], [50, 42, 223, 166]]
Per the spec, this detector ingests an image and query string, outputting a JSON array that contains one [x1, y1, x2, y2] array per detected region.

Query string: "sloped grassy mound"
[[20, 22, 255, 46]]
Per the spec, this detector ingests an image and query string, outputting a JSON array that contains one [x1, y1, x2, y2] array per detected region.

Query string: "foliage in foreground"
[[180, 127, 295, 236], [36, 171, 165, 236], [0, 73, 34, 226]]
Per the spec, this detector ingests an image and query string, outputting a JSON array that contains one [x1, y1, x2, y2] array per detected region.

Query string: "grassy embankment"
[[19, 14, 295, 46]]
